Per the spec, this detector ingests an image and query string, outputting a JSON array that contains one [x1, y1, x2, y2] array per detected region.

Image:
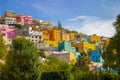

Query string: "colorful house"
[[49, 29, 61, 42], [89, 50, 104, 63], [61, 31, 70, 41], [44, 40, 58, 47], [58, 42, 76, 53], [42, 29, 61, 47], [72, 41, 96, 53], [41, 30, 50, 40], [70, 32, 76, 41], [95, 42, 104, 49], [90, 34, 101, 42], [16, 14, 33, 25], [76, 37, 90, 42], [4, 11, 16, 17], [5, 17, 16, 25], [0, 26, 16, 45], [28, 27, 43, 44], [49, 51, 76, 64]]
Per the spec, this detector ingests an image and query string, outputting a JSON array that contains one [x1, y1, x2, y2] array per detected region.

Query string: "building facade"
[[5, 17, 16, 25], [70, 32, 76, 41], [16, 14, 33, 25], [89, 50, 104, 63], [72, 41, 96, 53], [0, 26, 16, 45], [61, 31, 70, 41], [49, 29, 61, 42], [4, 11, 16, 17], [58, 42, 76, 53], [90, 34, 101, 42]]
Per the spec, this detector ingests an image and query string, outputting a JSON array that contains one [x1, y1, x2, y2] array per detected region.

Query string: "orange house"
[[49, 29, 61, 42]]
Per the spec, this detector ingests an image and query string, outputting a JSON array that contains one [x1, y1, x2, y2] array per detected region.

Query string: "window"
[[35, 36, 37, 38], [39, 36, 41, 39]]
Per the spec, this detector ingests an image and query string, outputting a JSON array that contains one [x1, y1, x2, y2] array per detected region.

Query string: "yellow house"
[[78, 42, 96, 53], [70, 53, 76, 64], [90, 34, 101, 42], [44, 40, 52, 45], [41, 30, 50, 40], [44, 40, 59, 47], [70, 32, 76, 41], [71, 42, 80, 47], [72, 42, 95, 53], [61, 31, 70, 41]]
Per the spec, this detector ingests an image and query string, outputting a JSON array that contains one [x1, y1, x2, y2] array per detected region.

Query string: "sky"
[[1, 0, 120, 37]]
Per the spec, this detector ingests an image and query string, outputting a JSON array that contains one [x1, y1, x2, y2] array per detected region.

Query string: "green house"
[[58, 42, 76, 53]]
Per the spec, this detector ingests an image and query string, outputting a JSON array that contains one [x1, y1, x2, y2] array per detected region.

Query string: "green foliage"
[[41, 57, 70, 80], [41, 57, 69, 72], [0, 34, 7, 59], [2, 37, 41, 80], [41, 70, 70, 80], [16, 24, 22, 29], [103, 14, 120, 74], [72, 70, 119, 80], [38, 49, 45, 58], [77, 52, 91, 71], [113, 15, 120, 33]]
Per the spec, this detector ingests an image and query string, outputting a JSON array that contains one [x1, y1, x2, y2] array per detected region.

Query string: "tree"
[[41, 57, 70, 80], [103, 14, 120, 74], [16, 24, 22, 29], [0, 34, 7, 60], [58, 20, 62, 29], [4, 37, 41, 80], [41, 57, 69, 72], [38, 49, 46, 58]]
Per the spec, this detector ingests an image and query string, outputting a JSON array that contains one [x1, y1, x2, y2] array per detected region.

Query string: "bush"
[[41, 70, 70, 80]]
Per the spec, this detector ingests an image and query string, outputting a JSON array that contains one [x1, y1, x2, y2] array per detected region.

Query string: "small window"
[[35, 36, 37, 38]]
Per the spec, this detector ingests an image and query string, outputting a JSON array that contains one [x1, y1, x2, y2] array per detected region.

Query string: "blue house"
[[89, 50, 104, 63]]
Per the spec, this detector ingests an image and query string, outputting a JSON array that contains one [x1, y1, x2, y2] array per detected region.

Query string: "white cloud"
[[65, 16, 115, 37], [67, 16, 99, 21], [67, 16, 90, 21]]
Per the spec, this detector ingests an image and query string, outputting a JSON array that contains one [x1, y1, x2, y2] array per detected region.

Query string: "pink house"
[[0, 26, 16, 39], [16, 14, 33, 25]]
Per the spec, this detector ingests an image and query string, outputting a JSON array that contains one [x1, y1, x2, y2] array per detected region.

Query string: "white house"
[[29, 27, 43, 43], [5, 17, 16, 25]]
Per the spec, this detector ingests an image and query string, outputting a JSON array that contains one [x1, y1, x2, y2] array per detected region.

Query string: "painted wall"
[[89, 50, 104, 63]]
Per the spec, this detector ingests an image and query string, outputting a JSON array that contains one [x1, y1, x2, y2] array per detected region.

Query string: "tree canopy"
[[3, 37, 41, 80], [41, 57, 69, 72], [103, 14, 120, 74], [0, 34, 7, 60]]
